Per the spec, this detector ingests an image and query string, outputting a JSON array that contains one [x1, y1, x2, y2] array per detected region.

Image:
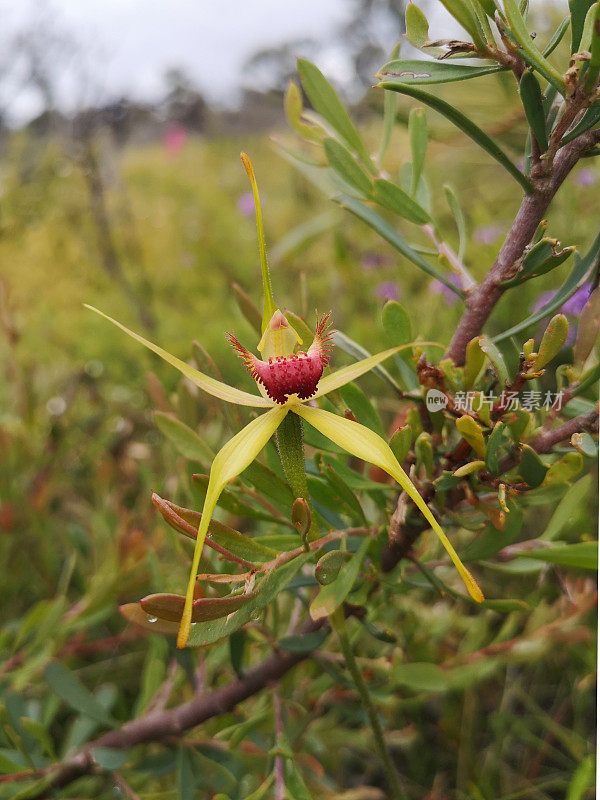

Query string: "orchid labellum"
[[86, 153, 483, 648]]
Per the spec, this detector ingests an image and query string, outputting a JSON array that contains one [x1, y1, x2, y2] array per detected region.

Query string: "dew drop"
[[146, 616, 158, 624]]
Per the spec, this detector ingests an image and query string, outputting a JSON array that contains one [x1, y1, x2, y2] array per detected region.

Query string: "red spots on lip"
[[227, 312, 334, 404]]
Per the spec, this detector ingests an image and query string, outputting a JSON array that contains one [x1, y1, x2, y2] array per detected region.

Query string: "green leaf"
[[541, 475, 592, 540], [140, 592, 254, 623], [520, 70, 549, 152], [570, 0, 596, 53], [339, 383, 386, 437], [479, 336, 509, 386], [409, 108, 428, 196], [154, 412, 214, 465], [567, 755, 595, 800], [444, 185, 467, 261], [494, 229, 600, 342], [382, 300, 412, 346], [464, 336, 485, 388], [335, 194, 465, 294], [155, 494, 278, 561], [393, 661, 450, 693], [284, 80, 323, 143], [322, 465, 367, 525], [92, 747, 129, 770], [501, 237, 575, 287], [285, 760, 314, 800], [178, 746, 195, 800], [405, 2, 429, 48], [45, 663, 115, 727], [456, 415, 487, 458], [373, 178, 430, 224], [517, 541, 598, 570], [518, 445, 549, 488], [389, 424, 413, 463], [485, 421, 507, 475], [309, 537, 370, 620], [323, 137, 373, 197], [297, 59, 372, 169], [378, 59, 502, 86], [571, 431, 599, 458], [279, 628, 330, 653], [187, 554, 312, 646], [463, 503, 523, 561], [231, 282, 262, 334], [584, 3, 600, 92], [543, 452, 583, 485], [562, 101, 600, 144], [437, 0, 487, 47], [543, 15, 571, 56], [504, 0, 566, 90], [532, 314, 569, 370], [375, 82, 533, 193]]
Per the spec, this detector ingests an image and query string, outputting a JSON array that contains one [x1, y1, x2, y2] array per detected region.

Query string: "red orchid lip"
[[227, 312, 334, 404]]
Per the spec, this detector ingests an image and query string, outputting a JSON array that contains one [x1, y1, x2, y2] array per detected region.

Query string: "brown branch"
[[24, 618, 324, 798], [527, 408, 599, 454], [445, 129, 600, 365]]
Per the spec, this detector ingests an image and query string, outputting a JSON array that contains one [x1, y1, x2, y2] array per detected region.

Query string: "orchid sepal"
[[294, 403, 484, 604]]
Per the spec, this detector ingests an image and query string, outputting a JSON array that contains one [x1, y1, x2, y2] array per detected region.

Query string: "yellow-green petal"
[[85, 306, 273, 408], [313, 342, 443, 399], [295, 404, 484, 604], [177, 405, 288, 648]]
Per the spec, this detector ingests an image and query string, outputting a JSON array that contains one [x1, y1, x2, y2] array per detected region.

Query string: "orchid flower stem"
[[275, 411, 319, 545], [330, 607, 406, 800]]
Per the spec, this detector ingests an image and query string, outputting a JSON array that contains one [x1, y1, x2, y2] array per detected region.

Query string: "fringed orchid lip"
[[227, 312, 334, 404]]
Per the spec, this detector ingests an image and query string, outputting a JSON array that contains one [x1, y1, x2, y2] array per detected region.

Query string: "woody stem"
[[275, 410, 320, 544]]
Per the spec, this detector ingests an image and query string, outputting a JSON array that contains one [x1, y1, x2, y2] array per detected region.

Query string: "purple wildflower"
[[430, 273, 462, 306], [531, 283, 593, 316], [473, 223, 503, 245], [237, 192, 255, 217], [375, 281, 400, 301], [574, 168, 597, 187], [361, 252, 385, 271]]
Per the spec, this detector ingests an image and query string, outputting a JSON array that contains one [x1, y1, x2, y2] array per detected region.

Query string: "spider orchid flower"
[[86, 154, 483, 648]]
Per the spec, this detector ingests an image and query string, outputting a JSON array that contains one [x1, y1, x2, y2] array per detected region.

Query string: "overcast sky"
[[0, 0, 559, 124]]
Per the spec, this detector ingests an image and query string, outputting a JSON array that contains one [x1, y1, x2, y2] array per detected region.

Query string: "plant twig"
[[446, 129, 600, 365]]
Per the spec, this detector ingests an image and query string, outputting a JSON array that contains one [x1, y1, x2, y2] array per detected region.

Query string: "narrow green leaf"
[[485, 421, 507, 475], [474, 0, 496, 16], [323, 464, 368, 524], [284, 80, 323, 142], [479, 337, 510, 385], [570, 0, 596, 53], [154, 412, 214, 465], [518, 445, 549, 488], [324, 137, 373, 196], [178, 746, 195, 800], [584, 3, 600, 90], [45, 663, 115, 727], [297, 58, 372, 169], [456, 415, 487, 458], [390, 424, 413, 463], [540, 475, 592, 540], [378, 59, 502, 86], [375, 82, 533, 192], [378, 85, 399, 168], [279, 629, 330, 653], [309, 537, 370, 620], [464, 336, 485, 388], [373, 178, 430, 223], [501, 237, 575, 287], [532, 314, 569, 370], [517, 541, 597, 570], [382, 301, 412, 346], [231, 282, 262, 334], [335, 194, 465, 293], [571, 431, 599, 458], [409, 108, 428, 196], [544, 15, 570, 57], [393, 661, 450, 693], [562, 102, 600, 144], [444, 185, 467, 261], [285, 760, 314, 800], [567, 756, 595, 800], [92, 747, 129, 770], [520, 70, 549, 152], [503, 0, 566, 90], [494, 229, 600, 342], [405, 2, 429, 48], [438, 0, 487, 47], [187, 554, 312, 646]]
